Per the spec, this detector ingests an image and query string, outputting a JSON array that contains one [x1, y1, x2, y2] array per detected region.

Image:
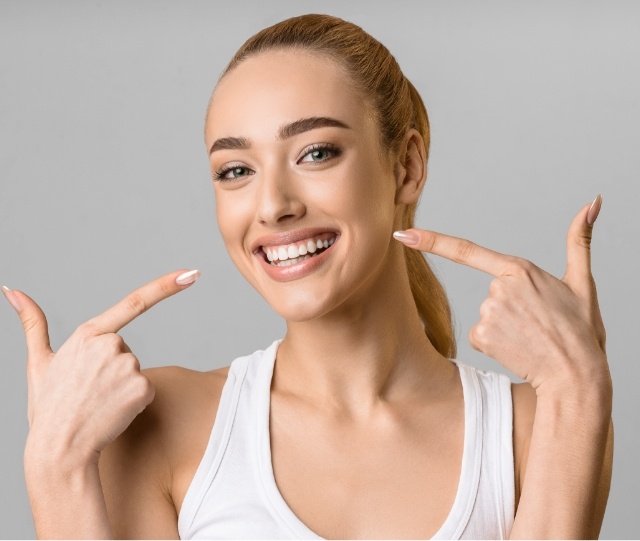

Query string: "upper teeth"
[[264, 234, 336, 262]]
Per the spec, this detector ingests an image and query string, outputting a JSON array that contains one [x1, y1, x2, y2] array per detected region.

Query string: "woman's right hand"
[[2, 269, 200, 466]]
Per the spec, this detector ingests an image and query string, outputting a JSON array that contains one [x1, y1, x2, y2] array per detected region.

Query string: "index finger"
[[86, 269, 200, 334], [396, 229, 513, 276]]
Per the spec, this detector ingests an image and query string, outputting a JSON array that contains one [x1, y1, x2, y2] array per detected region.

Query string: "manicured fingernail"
[[1, 285, 23, 312], [175, 269, 201, 286], [587, 194, 603, 225], [393, 230, 419, 245]]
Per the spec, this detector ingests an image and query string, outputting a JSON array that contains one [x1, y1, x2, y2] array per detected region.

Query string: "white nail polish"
[[2, 285, 23, 311], [176, 269, 201, 285]]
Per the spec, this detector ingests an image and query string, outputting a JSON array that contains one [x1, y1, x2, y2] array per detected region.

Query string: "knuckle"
[[488, 278, 504, 297], [575, 232, 593, 250], [479, 298, 497, 319], [134, 374, 155, 405], [470, 323, 490, 349], [158, 278, 173, 297], [508, 257, 535, 277], [423, 233, 437, 253], [104, 333, 124, 352], [122, 352, 141, 373], [77, 321, 99, 337], [468, 327, 482, 352], [126, 292, 147, 316], [454, 239, 476, 264], [21, 315, 40, 335]]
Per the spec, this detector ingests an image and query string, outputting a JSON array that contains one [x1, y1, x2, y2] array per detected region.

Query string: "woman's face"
[[205, 50, 403, 322]]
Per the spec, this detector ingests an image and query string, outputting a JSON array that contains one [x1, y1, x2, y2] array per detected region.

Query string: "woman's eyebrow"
[[208, 117, 350, 156], [278, 116, 351, 140], [209, 136, 250, 155]]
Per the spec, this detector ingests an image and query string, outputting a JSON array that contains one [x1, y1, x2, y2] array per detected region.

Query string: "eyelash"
[[212, 143, 341, 182]]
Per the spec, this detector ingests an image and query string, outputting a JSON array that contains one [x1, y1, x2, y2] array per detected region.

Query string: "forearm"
[[510, 377, 613, 539], [25, 438, 113, 540]]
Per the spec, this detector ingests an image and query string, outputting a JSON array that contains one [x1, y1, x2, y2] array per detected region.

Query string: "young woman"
[[3, 14, 613, 539]]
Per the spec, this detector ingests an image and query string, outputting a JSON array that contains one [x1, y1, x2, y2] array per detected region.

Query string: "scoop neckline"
[[255, 339, 482, 540]]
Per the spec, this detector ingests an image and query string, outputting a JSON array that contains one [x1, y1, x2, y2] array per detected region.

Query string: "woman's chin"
[[266, 292, 341, 324]]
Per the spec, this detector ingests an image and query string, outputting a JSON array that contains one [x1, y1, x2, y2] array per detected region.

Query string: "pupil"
[[313, 150, 323, 160]]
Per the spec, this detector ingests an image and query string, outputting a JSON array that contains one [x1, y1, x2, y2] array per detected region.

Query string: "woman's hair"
[[219, 14, 457, 358]]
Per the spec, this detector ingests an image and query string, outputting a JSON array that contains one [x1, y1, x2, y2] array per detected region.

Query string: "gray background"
[[1, 1, 638, 538]]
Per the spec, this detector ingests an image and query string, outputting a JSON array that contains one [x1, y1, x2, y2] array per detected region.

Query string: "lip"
[[253, 230, 340, 282], [250, 227, 340, 254]]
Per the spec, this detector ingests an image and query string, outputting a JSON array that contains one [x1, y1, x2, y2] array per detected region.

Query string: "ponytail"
[[401, 79, 457, 358]]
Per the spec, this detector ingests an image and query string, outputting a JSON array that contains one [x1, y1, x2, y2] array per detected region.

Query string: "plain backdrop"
[[1, 1, 638, 538]]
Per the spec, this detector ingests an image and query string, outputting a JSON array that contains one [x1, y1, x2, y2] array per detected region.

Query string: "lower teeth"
[[271, 252, 319, 267]]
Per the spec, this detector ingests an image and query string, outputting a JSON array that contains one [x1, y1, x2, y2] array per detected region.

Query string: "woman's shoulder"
[[140, 364, 231, 470], [98, 363, 232, 538]]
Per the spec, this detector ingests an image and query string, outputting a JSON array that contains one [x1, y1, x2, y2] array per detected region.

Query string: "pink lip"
[[251, 227, 340, 254]]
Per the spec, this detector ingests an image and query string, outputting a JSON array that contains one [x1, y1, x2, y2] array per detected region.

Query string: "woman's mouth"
[[261, 232, 337, 267]]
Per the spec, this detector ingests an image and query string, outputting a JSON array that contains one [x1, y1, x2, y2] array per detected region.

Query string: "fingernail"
[[587, 194, 603, 225], [1, 285, 23, 312], [175, 269, 201, 286], [393, 230, 419, 245]]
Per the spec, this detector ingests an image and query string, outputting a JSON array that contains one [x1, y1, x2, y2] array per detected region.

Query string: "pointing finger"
[[85, 269, 201, 335], [393, 229, 514, 277], [2, 286, 53, 360], [563, 195, 601, 294]]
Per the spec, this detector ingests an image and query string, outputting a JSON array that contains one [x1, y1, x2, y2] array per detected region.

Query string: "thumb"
[[563, 194, 602, 295], [2, 286, 53, 360]]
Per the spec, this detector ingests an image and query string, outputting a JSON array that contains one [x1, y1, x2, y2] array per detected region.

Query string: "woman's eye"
[[299, 145, 340, 163], [213, 165, 253, 182]]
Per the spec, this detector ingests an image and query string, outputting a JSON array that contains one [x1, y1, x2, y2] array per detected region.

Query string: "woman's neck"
[[273, 253, 454, 420]]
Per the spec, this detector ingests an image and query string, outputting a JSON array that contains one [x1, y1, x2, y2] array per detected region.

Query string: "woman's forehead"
[[205, 50, 371, 143]]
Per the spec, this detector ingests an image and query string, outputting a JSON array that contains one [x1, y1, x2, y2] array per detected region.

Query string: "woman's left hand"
[[394, 196, 609, 396]]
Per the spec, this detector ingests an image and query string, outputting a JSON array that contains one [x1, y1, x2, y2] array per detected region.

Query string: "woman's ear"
[[394, 129, 427, 205]]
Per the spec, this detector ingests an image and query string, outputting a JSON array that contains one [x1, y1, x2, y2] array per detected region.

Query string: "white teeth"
[[262, 233, 338, 265]]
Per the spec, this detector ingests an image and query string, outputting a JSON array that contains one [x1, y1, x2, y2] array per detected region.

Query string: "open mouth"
[[260, 232, 337, 267]]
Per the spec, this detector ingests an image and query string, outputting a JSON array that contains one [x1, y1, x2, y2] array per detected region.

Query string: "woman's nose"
[[255, 166, 306, 226]]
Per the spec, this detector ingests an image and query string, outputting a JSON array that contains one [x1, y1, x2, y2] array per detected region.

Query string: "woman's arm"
[[24, 443, 113, 539], [512, 377, 614, 538], [23, 366, 180, 539], [395, 196, 613, 537], [3, 270, 198, 538]]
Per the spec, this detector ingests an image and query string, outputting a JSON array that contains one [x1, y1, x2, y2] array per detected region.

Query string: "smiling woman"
[[6, 12, 613, 541]]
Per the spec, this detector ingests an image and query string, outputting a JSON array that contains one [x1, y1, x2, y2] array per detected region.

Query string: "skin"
[[5, 49, 613, 539]]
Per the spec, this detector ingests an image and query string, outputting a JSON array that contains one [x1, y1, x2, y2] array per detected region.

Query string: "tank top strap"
[[177, 349, 252, 536], [451, 360, 515, 539]]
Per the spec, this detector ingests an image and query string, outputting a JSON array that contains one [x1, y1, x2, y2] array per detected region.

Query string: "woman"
[[3, 14, 612, 539]]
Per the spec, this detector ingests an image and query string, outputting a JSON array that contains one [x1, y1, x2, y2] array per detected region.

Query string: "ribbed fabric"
[[178, 339, 515, 540]]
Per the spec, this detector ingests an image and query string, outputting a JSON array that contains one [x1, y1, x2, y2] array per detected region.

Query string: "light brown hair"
[[218, 14, 457, 358]]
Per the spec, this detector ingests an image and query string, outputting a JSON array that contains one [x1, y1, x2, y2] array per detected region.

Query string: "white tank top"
[[178, 339, 515, 539]]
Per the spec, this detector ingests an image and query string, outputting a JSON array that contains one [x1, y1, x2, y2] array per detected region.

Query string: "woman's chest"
[[268, 395, 465, 539]]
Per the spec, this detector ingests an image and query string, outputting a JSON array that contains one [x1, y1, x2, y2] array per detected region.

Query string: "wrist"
[[24, 431, 100, 480], [534, 349, 612, 402], [534, 374, 612, 426]]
